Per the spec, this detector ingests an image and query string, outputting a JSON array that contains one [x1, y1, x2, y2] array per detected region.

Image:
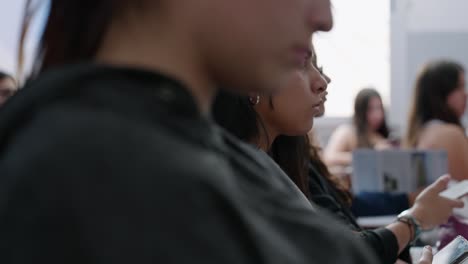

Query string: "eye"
[[302, 51, 313, 69], [318, 66, 324, 75]]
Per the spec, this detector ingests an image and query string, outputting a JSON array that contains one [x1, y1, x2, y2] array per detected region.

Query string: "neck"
[[95, 15, 216, 114]]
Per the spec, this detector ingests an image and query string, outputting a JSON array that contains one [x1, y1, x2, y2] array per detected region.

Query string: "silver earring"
[[249, 95, 260, 105]]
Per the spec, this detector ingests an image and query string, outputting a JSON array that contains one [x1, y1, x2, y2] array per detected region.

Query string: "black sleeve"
[[312, 194, 358, 228], [312, 196, 400, 264], [309, 167, 400, 264], [359, 228, 399, 264], [0, 107, 262, 264]]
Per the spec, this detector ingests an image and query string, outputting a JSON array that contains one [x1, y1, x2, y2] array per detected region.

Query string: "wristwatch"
[[397, 210, 423, 242]]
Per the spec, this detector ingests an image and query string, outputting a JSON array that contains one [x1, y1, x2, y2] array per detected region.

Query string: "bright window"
[[314, 0, 390, 117]]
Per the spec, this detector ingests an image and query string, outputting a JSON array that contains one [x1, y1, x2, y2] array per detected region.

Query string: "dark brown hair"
[[270, 135, 310, 197], [308, 134, 352, 205], [405, 60, 465, 147], [22, 0, 147, 76], [353, 88, 390, 148]]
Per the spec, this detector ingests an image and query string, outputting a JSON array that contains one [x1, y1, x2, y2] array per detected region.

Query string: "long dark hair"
[[353, 88, 390, 148], [405, 60, 465, 147], [308, 134, 352, 205], [22, 0, 144, 76], [213, 91, 311, 197]]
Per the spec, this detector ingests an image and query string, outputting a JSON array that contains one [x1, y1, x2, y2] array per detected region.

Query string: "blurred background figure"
[[0, 72, 16, 106], [324, 88, 392, 168], [404, 60, 468, 182]]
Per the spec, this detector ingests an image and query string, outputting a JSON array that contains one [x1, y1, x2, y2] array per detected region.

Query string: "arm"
[[353, 175, 463, 264], [385, 175, 463, 254], [324, 125, 354, 167]]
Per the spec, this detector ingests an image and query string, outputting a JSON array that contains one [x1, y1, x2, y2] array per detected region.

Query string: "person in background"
[[213, 47, 460, 264], [309, 67, 413, 217], [0, 72, 17, 106], [324, 88, 392, 167], [405, 60, 468, 181]]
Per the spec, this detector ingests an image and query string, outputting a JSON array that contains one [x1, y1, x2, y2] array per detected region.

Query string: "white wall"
[[314, 0, 390, 118], [406, 0, 468, 32], [0, 0, 47, 78]]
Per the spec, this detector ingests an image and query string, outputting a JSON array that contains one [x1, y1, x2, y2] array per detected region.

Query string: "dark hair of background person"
[[213, 91, 311, 197], [405, 60, 465, 147], [25, 0, 148, 75], [353, 88, 390, 148]]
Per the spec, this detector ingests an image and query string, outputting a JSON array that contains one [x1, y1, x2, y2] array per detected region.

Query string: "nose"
[[305, 0, 333, 34], [312, 73, 328, 95]]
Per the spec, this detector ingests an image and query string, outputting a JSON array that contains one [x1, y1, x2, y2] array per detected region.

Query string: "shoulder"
[[327, 124, 356, 149], [425, 122, 463, 135], [0, 102, 225, 188], [419, 123, 466, 148], [335, 124, 355, 134], [332, 124, 356, 140]]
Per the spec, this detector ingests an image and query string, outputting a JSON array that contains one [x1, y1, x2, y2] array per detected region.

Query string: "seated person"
[[405, 60, 468, 181], [310, 85, 414, 217], [324, 88, 392, 168], [213, 47, 462, 264]]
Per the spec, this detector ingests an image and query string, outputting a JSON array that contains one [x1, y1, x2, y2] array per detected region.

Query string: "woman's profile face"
[[446, 71, 467, 118], [366, 96, 385, 131], [256, 57, 328, 137]]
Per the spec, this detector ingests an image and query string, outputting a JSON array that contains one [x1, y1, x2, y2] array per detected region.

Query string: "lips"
[[312, 101, 322, 110]]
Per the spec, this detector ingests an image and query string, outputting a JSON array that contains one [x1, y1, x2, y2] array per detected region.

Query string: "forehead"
[[368, 96, 382, 106]]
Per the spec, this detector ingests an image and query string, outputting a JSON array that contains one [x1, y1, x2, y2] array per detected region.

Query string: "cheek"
[[280, 112, 314, 136], [291, 103, 315, 134], [271, 102, 314, 136], [448, 91, 467, 113], [457, 94, 467, 114], [368, 111, 383, 125]]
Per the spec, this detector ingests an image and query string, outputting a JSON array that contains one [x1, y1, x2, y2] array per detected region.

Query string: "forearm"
[[385, 221, 413, 254]]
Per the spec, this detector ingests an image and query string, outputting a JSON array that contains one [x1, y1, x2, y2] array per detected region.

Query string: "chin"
[[300, 123, 314, 136]]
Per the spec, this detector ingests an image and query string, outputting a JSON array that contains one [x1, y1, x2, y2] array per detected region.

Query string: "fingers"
[[449, 198, 465, 208], [418, 246, 433, 264], [428, 174, 451, 193]]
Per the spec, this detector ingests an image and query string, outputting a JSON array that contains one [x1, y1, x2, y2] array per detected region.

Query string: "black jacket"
[[308, 162, 410, 264], [0, 64, 377, 263]]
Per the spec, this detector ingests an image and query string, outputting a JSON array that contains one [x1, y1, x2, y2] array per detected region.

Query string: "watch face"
[[398, 210, 423, 230], [398, 210, 410, 218]]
